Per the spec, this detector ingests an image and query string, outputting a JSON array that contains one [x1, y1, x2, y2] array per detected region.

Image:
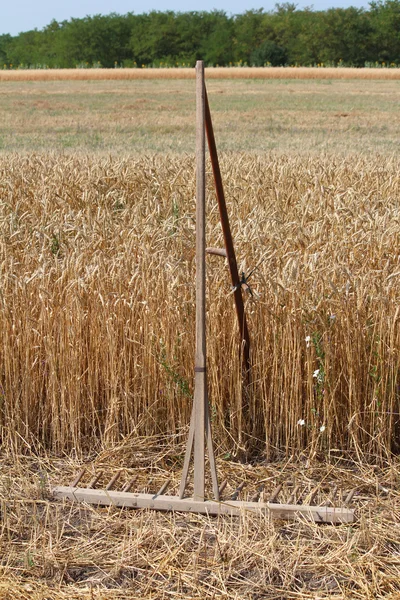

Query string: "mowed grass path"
[[1, 77, 400, 154]]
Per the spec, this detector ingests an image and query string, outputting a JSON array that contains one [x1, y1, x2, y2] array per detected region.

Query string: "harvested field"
[[3, 66, 400, 82], [2, 78, 400, 155], [1, 152, 399, 460], [1, 439, 400, 599]]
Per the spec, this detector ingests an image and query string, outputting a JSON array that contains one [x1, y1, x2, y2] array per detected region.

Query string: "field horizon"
[[3, 66, 400, 82]]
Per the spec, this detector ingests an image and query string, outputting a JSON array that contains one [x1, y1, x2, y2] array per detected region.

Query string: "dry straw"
[[1, 442, 400, 599], [2, 66, 400, 81], [0, 153, 399, 460]]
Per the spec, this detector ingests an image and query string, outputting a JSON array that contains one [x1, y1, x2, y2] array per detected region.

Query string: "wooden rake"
[[52, 61, 354, 525]]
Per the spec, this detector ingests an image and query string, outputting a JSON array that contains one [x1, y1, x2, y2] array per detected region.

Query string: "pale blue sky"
[[2, 0, 370, 36]]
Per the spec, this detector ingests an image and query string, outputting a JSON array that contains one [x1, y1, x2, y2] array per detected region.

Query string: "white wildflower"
[[313, 369, 320, 378], [320, 425, 326, 433], [305, 335, 311, 348], [297, 419, 305, 426]]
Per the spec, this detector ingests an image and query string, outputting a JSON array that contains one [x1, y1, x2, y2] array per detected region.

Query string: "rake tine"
[[345, 489, 356, 505], [269, 484, 282, 503], [218, 479, 228, 497], [122, 477, 137, 493], [287, 485, 301, 505], [105, 471, 122, 491], [144, 478, 154, 493], [153, 479, 171, 499], [231, 481, 245, 501], [88, 471, 103, 489], [71, 469, 86, 487], [251, 484, 264, 502]]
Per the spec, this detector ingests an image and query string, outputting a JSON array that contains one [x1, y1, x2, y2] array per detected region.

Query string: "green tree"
[[317, 8, 374, 66], [233, 9, 267, 63], [272, 4, 314, 64], [200, 11, 233, 65], [250, 40, 287, 65], [129, 11, 232, 66], [56, 14, 132, 67], [2, 6, 400, 70], [0, 34, 12, 65], [6, 29, 44, 66], [369, 0, 400, 62]]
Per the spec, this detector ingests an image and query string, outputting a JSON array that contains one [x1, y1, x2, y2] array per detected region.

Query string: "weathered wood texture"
[[194, 59, 206, 502], [52, 486, 355, 523], [206, 247, 227, 257], [178, 67, 220, 502]]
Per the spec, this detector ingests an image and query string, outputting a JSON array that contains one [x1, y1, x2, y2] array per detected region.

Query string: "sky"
[[2, 0, 370, 37]]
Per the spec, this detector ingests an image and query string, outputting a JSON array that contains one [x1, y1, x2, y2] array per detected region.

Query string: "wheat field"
[[1, 73, 400, 598], [2, 66, 400, 81], [1, 152, 399, 460]]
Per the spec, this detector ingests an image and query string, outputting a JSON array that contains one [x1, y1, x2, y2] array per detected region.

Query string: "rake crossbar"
[[52, 486, 354, 523]]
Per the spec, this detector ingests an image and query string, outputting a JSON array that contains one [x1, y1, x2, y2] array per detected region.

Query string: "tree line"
[[1, 1, 400, 69]]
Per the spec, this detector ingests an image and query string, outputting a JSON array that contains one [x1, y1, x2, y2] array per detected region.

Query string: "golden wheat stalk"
[[0, 152, 399, 459], [2, 66, 400, 81]]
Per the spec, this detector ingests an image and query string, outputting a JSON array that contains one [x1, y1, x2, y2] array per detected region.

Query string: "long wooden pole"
[[179, 63, 219, 502], [193, 60, 206, 502], [204, 88, 251, 378]]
